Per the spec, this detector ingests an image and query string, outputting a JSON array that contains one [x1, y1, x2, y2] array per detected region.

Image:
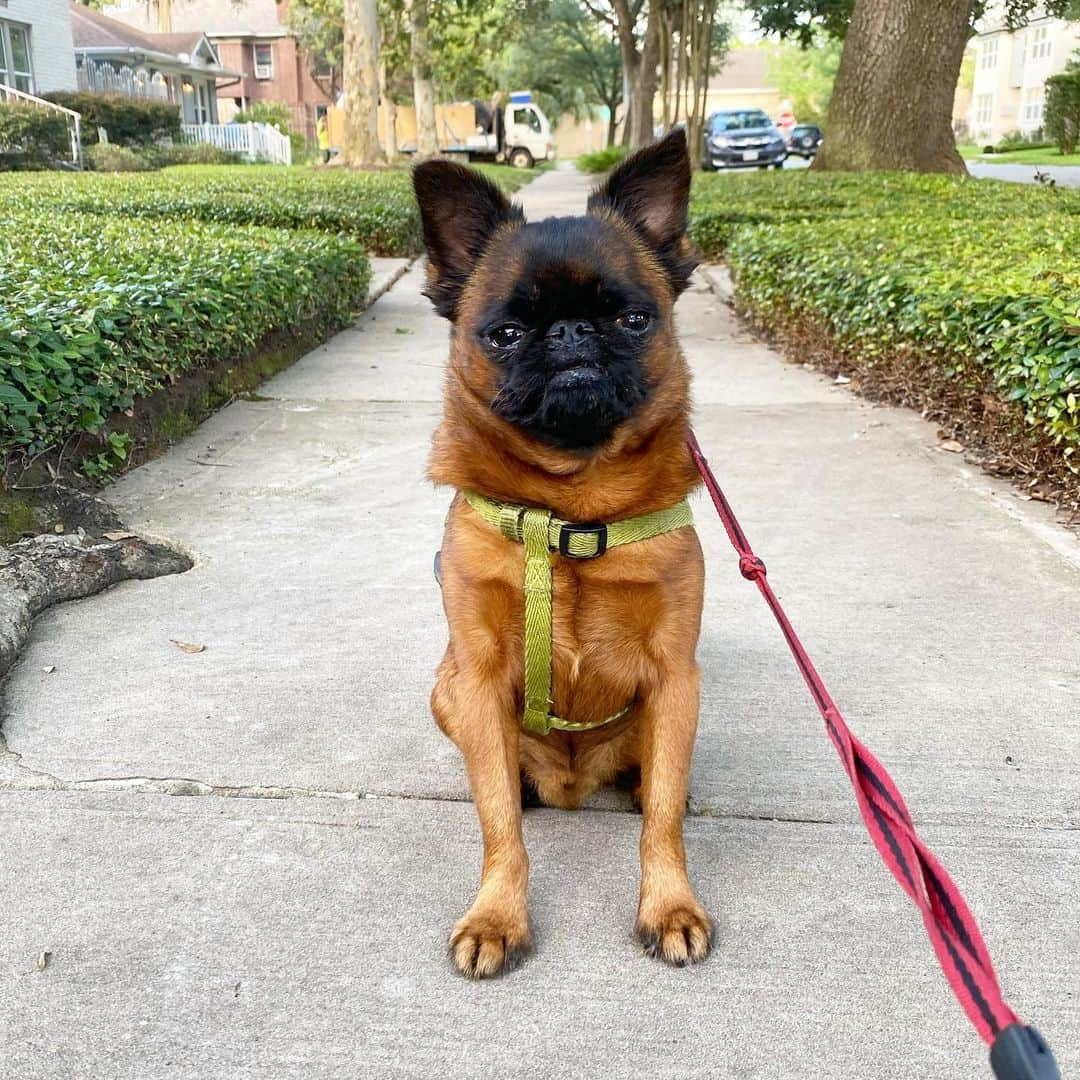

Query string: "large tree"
[[747, 0, 1077, 173], [584, 1, 663, 149], [341, 0, 385, 164]]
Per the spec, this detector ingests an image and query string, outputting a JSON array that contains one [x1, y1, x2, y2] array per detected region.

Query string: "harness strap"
[[686, 430, 1059, 1080], [463, 489, 693, 736]]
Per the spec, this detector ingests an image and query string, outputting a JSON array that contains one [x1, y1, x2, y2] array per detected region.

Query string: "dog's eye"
[[488, 324, 524, 349], [617, 311, 651, 332]]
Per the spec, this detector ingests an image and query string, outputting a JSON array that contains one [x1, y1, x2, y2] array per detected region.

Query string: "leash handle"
[[686, 431, 1059, 1079]]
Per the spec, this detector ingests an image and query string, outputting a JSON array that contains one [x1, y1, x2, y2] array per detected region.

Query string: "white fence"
[[0, 83, 81, 165], [181, 122, 292, 165]]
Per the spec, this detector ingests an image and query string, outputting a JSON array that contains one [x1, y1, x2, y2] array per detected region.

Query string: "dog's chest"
[[546, 561, 663, 716]]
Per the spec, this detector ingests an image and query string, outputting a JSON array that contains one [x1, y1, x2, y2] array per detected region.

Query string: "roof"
[[709, 47, 779, 91], [69, 3, 217, 65]]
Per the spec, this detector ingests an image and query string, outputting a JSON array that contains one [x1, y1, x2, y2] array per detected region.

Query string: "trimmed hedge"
[[0, 211, 369, 457], [0, 103, 70, 167], [690, 171, 1080, 459], [43, 92, 181, 147], [4, 163, 534, 257]]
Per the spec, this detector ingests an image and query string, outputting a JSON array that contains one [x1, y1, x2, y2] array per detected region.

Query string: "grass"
[[958, 144, 1080, 166]]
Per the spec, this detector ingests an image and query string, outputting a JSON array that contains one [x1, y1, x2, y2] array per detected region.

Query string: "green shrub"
[[0, 210, 370, 457], [43, 92, 181, 147], [690, 171, 1080, 458], [141, 142, 243, 167], [1045, 69, 1080, 154], [988, 129, 1052, 153], [85, 142, 151, 172], [577, 145, 627, 174], [0, 103, 70, 166], [232, 101, 293, 133]]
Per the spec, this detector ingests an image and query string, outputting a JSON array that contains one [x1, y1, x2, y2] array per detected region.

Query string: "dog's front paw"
[[635, 899, 713, 967], [450, 906, 532, 979]]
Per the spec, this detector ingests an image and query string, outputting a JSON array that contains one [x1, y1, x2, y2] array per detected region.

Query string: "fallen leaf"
[[37, 951, 51, 971], [103, 531, 136, 541], [53, 523, 65, 534], [42, 665, 55, 674], [939, 439, 965, 454], [170, 640, 206, 654], [394, 327, 412, 335]]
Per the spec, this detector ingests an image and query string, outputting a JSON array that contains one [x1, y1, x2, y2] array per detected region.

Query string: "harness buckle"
[[558, 522, 607, 559], [990, 1025, 1059, 1080]]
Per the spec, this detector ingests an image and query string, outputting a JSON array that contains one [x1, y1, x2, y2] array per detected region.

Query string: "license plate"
[[742, 150, 759, 161]]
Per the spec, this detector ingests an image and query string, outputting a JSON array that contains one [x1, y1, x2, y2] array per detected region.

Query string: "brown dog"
[[414, 131, 710, 978]]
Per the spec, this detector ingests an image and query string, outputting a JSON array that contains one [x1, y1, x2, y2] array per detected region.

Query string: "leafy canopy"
[[744, 0, 1077, 46]]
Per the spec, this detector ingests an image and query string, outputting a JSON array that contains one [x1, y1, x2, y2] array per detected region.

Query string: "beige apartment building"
[[968, 4, 1080, 143]]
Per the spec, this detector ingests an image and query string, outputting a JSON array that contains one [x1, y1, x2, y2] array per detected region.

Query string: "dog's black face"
[[413, 131, 696, 453], [478, 216, 657, 450]]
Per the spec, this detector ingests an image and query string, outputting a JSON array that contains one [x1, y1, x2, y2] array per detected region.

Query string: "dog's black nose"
[[546, 320, 597, 344]]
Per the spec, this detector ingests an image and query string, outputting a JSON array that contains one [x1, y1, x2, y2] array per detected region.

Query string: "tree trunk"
[[409, 0, 438, 158], [624, 0, 661, 148], [379, 56, 397, 159], [606, 103, 619, 148], [659, 7, 672, 131], [685, 1, 716, 169], [674, 0, 690, 124], [814, 0, 969, 173], [341, 0, 385, 166]]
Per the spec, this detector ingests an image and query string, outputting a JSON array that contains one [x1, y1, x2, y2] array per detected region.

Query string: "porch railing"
[[181, 122, 292, 165], [0, 84, 81, 166], [77, 61, 171, 101]]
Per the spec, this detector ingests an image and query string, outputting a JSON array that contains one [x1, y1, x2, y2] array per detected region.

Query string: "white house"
[[69, 3, 238, 125], [968, 3, 1080, 143], [0, 0, 78, 96]]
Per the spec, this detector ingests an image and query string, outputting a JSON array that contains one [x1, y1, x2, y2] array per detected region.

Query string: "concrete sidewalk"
[[1, 169, 1078, 1080]]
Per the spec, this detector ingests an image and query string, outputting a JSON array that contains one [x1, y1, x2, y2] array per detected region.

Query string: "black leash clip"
[[990, 1025, 1059, 1080]]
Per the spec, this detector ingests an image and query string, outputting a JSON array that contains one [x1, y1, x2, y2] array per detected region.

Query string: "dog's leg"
[[634, 665, 713, 965], [432, 659, 531, 978]]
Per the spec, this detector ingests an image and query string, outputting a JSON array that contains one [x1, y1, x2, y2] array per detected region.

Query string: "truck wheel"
[[509, 147, 534, 170]]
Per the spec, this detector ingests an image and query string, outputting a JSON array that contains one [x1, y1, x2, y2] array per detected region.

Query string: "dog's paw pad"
[[450, 912, 531, 979], [635, 906, 713, 967]]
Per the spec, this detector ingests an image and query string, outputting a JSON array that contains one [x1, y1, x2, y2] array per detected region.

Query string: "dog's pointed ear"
[[412, 161, 523, 320], [587, 129, 696, 295]]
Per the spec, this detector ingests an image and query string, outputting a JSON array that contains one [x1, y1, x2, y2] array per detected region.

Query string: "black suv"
[[702, 109, 787, 171], [786, 124, 823, 159]]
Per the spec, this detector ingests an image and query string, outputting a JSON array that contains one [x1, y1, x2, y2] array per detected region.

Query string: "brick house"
[[0, 0, 78, 95], [100, 0, 335, 141]]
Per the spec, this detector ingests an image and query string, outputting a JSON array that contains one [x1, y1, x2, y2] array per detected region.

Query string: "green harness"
[[462, 490, 694, 736]]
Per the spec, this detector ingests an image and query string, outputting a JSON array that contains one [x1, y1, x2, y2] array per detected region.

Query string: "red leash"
[[687, 431, 1059, 1080]]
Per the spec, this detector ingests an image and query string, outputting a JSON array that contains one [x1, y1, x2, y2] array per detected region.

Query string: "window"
[[254, 43, 273, 80], [1029, 25, 1051, 62], [980, 37, 999, 71], [975, 93, 994, 127], [1023, 89, 1045, 125], [0, 20, 33, 93], [709, 109, 773, 132], [512, 107, 541, 134]]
